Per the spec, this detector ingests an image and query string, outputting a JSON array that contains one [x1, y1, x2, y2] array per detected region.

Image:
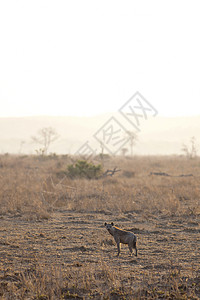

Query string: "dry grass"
[[0, 154, 200, 299]]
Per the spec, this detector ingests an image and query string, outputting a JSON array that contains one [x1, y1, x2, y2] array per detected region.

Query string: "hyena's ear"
[[104, 222, 107, 226], [111, 222, 114, 226]]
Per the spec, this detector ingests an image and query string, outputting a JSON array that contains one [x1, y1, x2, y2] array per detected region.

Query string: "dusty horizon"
[[0, 114, 199, 156]]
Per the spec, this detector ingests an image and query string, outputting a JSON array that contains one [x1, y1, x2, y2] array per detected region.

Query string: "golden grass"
[[0, 154, 200, 299]]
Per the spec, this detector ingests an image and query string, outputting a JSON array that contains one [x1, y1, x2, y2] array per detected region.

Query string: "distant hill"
[[0, 114, 199, 155]]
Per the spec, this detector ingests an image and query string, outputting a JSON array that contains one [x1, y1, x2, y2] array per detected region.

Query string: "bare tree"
[[126, 131, 138, 156], [121, 147, 128, 157], [100, 140, 104, 156], [18, 140, 25, 154], [181, 136, 198, 159], [32, 127, 59, 155]]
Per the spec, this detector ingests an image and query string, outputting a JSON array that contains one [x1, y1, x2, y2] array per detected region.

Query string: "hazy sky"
[[0, 0, 200, 118]]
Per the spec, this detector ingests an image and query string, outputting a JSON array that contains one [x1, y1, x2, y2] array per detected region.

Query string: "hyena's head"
[[104, 222, 115, 235]]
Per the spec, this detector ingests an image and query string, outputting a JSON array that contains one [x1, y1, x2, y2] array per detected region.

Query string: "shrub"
[[67, 160, 102, 179]]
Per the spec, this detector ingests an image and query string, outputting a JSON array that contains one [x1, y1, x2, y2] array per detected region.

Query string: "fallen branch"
[[103, 167, 121, 177], [149, 172, 193, 177], [149, 172, 170, 176]]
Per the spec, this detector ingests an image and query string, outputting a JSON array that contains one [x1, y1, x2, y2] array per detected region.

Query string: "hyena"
[[104, 222, 137, 257]]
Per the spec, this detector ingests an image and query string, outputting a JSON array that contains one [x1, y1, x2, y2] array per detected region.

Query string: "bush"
[[67, 160, 102, 179]]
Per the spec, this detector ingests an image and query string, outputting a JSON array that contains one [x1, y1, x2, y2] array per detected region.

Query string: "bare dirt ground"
[[1, 209, 200, 299], [0, 155, 200, 299]]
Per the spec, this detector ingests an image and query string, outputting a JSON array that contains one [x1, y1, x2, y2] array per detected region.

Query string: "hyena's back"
[[114, 227, 136, 244]]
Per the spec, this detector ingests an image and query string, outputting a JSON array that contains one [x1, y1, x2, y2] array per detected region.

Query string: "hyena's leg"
[[133, 241, 137, 256], [117, 242, 121, 256], [128, 243, 133, 256]]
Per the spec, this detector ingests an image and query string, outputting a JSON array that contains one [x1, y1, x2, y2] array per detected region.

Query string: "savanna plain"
[[0, 154, 200, 299]]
